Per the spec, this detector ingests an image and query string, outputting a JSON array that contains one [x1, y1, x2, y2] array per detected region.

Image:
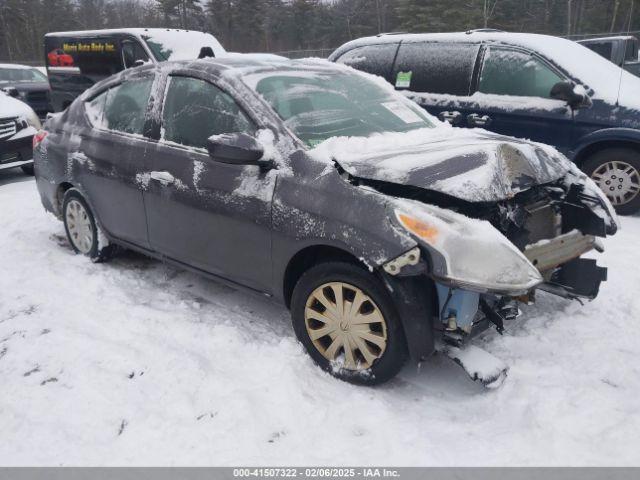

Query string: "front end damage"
[[379, 166, 618, 387]]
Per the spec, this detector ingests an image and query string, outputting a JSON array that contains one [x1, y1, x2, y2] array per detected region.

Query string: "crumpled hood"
[[313, 127, 571, 202]]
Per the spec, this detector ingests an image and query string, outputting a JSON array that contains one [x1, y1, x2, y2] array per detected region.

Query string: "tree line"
[[0, 0, 638, 62]]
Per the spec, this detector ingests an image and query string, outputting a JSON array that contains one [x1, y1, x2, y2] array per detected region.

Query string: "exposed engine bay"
[[338, 160, 616, 362]]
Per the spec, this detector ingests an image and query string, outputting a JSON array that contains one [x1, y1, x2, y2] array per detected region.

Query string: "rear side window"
[[335, 44, 399, 82], [161, 76, 255, 149], [479, 47, 563, 98], [87, 78, 153, 134], [393, 42, 480, 96]]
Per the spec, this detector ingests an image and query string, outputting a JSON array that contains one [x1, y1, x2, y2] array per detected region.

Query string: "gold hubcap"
[[304, 282, 388, 371]]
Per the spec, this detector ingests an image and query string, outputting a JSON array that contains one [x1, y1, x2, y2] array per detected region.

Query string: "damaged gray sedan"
[[34, 57, 618, 387]]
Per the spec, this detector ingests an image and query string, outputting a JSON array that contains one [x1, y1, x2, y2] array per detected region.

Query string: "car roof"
[[578, 35, 638, 43], [0, 63, 37, 70], [143, 55, 341, 78], [45, 28, 196, 38]]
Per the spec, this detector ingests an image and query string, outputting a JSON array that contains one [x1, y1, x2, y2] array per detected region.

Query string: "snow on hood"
[[310, 126, 571, 202], [0, 91, 36, 118]]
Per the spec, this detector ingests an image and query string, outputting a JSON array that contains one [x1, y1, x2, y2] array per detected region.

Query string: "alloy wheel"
[[65, 199, 94, 254], [590, 160, 640, 206], [304, 281, 388, 371]]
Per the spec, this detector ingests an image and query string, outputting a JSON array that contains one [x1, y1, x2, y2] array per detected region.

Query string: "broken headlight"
[[394, 203, 543, 293]]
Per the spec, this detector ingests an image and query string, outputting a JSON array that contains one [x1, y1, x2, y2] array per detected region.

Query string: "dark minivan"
[[45, 28, 225, 112], [330, 31, 640, 214]]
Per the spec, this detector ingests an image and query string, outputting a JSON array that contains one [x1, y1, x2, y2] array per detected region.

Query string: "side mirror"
[[206, 132, 274, 170], [550, 81, 592, 109]]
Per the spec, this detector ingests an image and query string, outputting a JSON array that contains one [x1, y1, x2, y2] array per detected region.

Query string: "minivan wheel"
[[583, 148, 640, 215], [21, 164, 34, 176], [291, 262, 407, 385], [62, 189, 115, 263]]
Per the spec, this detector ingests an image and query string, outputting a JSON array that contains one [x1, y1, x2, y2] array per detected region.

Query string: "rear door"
[[391, 41, 481, 126], [142, 73, 276, 292], [334, 43, 400, 84], [461, 46, 575, 154], [76, 73, 155, 248]]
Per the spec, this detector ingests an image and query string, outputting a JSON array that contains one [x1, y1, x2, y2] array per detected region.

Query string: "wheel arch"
[[54, 181, 75, 217], [282, 244, 364, 309], [573, 132, 640, 167]]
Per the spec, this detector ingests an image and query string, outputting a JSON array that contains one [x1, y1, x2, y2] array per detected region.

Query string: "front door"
[[143, 75, 276, 292], [461, 46, 575, 156]]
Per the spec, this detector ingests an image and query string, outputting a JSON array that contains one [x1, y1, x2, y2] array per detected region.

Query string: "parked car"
[[0, 63, 53, 118], [0, 90, 41, 175], [44, 28, 225, 112], [330, 31, 640, 215], [578, 35, 640, 77], [34, 58, 617, 386]]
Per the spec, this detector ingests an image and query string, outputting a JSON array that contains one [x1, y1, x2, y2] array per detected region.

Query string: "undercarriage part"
[[383, 247, 421, 275], [539, 258, 608, 299], [480, 299, 505, 334], [437, 343, 508, 388], [524, 230, 598, 272]]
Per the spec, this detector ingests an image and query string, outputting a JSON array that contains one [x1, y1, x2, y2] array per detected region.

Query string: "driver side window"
[[161, 76, 255, 150], [479, 47, 564, 98]]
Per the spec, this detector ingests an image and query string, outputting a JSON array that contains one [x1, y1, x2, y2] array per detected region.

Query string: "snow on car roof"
[[0, 63, 37, 70], [45, 28, 201, 38], [335, 31, 640, 105]]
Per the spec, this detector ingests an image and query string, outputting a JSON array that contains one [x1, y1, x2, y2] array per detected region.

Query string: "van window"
[[122, 40, 149, 69], [100, 78, 153, 135], [161, 76, 255, 149], [46, 37, 123, 76], [335, 44, 399, 82], [479, 47, 564, 98], [393, 42, 480, 96]]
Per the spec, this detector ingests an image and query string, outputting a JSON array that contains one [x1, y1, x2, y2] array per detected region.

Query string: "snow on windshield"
[[245, 68, 435, 147], [142, 31, 225, 61]]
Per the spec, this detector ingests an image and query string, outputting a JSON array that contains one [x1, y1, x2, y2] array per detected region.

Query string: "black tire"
[[582, 148, 640, 216], [291, 261, 408, 386], [21, 164, 34, 176], [62, 189, 115, 263]]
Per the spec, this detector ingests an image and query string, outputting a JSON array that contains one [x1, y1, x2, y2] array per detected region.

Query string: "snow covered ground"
[[1, 171, 639, 466]]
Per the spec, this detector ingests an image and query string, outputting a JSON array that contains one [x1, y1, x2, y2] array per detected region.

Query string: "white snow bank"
[[0, 179, 639, 466]]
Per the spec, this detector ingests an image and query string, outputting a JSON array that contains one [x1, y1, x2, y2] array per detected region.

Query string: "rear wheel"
[[291, 262, 407, 385], [62, 189, 115, 263], [583, 148, 640, 215]]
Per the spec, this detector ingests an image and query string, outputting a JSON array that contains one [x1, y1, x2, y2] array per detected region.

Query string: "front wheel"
[[291, 262, 407, 385], [583, 148, 640, 215], [62, 189, 115, 263]]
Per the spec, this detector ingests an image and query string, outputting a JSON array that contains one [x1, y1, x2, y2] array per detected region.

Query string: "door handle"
[[467, 113, 492, 127], [439, 110, 463, 125], [149, 171, 175, 186]]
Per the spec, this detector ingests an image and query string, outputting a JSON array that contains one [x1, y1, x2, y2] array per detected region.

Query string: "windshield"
[[0, 67, 47, 84], [249, 69, 435, 147], [142, 31, 225, 61]]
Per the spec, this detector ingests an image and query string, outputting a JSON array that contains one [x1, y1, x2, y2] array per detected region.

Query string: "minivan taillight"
[[33, 130, 48, 150]]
